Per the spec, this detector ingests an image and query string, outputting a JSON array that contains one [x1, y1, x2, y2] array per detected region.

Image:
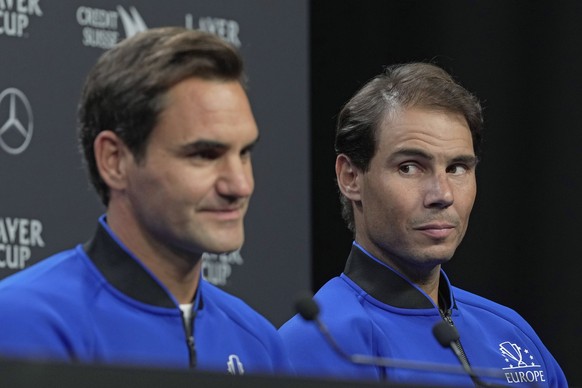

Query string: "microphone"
[[295, 296, 354, 361], [432, 321, 506, 387], [295, 295, 508, 384]]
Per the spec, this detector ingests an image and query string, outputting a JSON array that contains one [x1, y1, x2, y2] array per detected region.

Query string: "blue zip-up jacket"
[[279, 243, 567, 387], [0, 217, 291, 375]]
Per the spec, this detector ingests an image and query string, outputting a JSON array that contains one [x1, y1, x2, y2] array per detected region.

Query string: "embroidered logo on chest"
[[499, 341, 545, 384], [227, 354, 245, 375]]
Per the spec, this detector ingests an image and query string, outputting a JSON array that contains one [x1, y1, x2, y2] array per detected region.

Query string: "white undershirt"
[[179, 303, 193, 327]]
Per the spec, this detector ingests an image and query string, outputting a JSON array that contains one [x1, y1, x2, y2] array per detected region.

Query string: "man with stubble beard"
[[0, 27, 291, 376], [280, 63, 566, 387]]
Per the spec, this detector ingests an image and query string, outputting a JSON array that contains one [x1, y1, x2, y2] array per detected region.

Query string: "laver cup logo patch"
[[0, 87, 33, 155], [499, 341, 546, 384]]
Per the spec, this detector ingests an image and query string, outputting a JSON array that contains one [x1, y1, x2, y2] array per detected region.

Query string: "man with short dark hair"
[[0, 27, 290, 375], [280, 63, 567, 387]]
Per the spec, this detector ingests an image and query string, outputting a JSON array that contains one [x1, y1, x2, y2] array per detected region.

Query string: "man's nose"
[[216, 157, 254, 199], [423, 172, 453, 209]]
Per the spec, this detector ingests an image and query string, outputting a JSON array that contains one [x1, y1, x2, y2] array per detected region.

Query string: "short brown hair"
[[335, 62, 484, 232], [78, 27, 245, 205]]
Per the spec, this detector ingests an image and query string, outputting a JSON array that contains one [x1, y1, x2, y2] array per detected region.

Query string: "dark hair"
[[335, 62, 484, 232], [78, 27, 245, 205]]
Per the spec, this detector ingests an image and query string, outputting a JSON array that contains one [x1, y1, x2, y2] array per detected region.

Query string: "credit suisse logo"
[[76, 5, 147, 49]]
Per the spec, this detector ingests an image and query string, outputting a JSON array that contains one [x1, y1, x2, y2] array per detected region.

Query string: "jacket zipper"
[[440, 310, 471, 369], [181, 312, 197, 368]]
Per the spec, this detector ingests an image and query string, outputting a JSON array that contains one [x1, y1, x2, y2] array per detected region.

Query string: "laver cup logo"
[[0, 0, 43, 38], [499, 341, 546, 384], [0, 88, 33, 155], [185, 13, 241, 47], [0, 217, 45, 270], [202, 251, 243, 286]]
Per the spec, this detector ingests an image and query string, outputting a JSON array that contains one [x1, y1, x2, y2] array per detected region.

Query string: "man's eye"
[[242, 143, 256, 156], [191, 149, 220, 160], [448, 165, 468, 175], [399, 164, 420, 174]]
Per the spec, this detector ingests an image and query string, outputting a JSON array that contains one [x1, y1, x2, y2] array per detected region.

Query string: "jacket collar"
[[343, 243, 455, 311], [83, 216, 203, 310]]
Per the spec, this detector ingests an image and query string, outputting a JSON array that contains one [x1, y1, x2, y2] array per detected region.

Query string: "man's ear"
[[335, 154, 362, 201], [93, 130, 131, 191]]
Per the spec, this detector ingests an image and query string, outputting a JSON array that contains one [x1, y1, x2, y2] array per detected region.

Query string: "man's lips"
[[414, 223, 456, 239], [201, 206, 245, 221]]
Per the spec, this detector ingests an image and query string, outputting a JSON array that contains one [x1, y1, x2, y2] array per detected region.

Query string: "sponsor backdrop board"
[[0, 0, 309, 327]]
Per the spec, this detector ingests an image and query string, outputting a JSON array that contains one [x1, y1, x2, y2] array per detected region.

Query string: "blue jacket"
[[279, 243, 567, 387], [0, 217, 291, 375]]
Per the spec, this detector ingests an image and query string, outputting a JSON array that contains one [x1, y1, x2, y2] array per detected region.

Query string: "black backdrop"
[[310, 0, 581, 384]]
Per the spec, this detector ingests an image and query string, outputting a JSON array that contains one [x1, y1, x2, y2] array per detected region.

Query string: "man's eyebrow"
[[451, 154, 478, 166], [243, 135, 260, 151], [180, 140, 228, 152], [179, 135, 260, 152], [391, 148, 434, 160], [391, 148, 477, 165]]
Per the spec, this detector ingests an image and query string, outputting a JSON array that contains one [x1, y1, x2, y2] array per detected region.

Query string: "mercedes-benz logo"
[[0, 88, 34, 155]]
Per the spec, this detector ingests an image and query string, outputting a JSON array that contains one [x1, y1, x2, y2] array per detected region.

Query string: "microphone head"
[[294, 294, 320, 321], [432, 321, 460, 347]]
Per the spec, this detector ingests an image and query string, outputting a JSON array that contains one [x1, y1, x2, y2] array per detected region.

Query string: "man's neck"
[[354, 241, 442, 306], [105, 206, 202, 305], [410, 271, 441, 306]]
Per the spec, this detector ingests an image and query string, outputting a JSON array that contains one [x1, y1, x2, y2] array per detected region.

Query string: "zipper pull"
[[187, 335, 197, 368]]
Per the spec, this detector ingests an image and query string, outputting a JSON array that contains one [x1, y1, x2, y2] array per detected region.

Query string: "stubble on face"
[[117, 78, 259, 265], [354, 107, 477, 281]]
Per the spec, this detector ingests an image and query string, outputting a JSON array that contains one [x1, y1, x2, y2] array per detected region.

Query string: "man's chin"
[[205, 248, 239, 256], [205, 239, 244, 255], [421, 241, 458, 259], [198, 227, 244, 253], [411, 247, 455, 267]]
